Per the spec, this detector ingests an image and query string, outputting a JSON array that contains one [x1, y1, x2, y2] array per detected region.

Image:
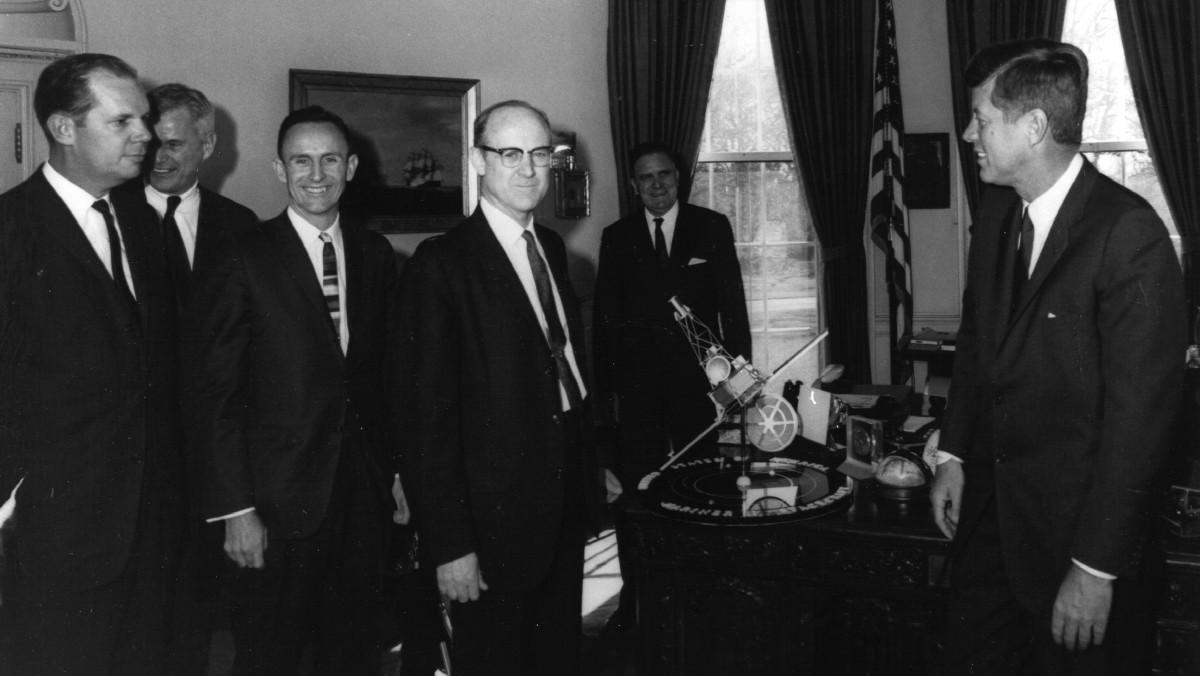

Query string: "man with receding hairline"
[[396, 99, 603, 674], [186, 105, 405, 673], [930, 38, 1183, 674], [0, 52, 183, 674]]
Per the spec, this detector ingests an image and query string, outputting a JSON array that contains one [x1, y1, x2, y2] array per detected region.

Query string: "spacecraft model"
[[658, 296, 829, 472]]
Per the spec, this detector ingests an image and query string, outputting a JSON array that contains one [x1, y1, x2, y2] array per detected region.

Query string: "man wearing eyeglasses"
[[396, 100, 602, 674]]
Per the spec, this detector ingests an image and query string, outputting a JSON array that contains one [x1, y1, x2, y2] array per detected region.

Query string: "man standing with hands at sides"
[[139, 83, 257, 304], [397, 100, 602, 674], [0, 53, 183, 674], [930, 39, 1184, 674], [593, 141, 749, 630], [186, 105, 406, 674], [130, 82, 258, 676]]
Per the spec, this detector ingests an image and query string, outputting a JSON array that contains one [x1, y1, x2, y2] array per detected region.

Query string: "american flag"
[[869, 0, 913, 384]]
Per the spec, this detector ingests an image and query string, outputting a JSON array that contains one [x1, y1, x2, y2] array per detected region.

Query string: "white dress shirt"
[[287, 207, 349, 354], [145, 181, 201, 266], [480, 196, 587, 412], [643, 201, 679, 254]]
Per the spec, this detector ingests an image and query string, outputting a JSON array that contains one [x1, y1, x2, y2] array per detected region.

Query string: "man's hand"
[[437, 552, 488, 603], [929, 460, 964, 539], [1051, 564, 1113, 651], [392, 474, 411, 525], [224, 511, 268, 569]]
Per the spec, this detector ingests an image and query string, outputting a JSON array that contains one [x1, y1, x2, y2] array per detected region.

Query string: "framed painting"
[[289, 69, 480, 232]]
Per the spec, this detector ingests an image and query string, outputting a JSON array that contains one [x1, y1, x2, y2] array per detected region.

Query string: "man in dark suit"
[[930, 39, 1185, 674], [186, 105, 403, 674], [129, 82, 258, 676], [140, 83, 258, 303], [0, 53, 184, 674], [397, 100, 601, 674], [593, 141, 750, 629]]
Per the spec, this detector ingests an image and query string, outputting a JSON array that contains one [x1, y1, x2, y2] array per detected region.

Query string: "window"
[[1062, 0, 1179, 252], [691, 0, 818, 371]]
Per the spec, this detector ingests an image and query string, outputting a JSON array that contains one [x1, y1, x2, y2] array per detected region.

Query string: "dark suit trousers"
[[945, 482, 1156, 676], [225, 435, 388, 676], [448, 410, 587, 676], [3, 468, 177, 675]]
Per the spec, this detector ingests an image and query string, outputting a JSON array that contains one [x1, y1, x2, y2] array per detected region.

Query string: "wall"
[[84, 0, 617, 296]]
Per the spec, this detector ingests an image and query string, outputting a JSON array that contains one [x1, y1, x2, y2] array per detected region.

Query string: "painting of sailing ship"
[[290, 69, 480, 232]]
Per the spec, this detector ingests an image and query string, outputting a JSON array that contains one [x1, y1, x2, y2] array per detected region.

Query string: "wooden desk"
[[625, 481, 1200, 675]]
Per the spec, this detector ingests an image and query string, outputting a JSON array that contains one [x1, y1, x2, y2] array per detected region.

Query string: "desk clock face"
[[638, 456, 853, 524]]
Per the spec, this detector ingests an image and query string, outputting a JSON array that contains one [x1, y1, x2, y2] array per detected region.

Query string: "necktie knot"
[[165, 194, 181, 218]]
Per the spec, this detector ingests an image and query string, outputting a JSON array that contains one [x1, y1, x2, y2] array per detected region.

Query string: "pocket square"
[[687, 257, 708, 266], [1047, 312, 1057, 319]]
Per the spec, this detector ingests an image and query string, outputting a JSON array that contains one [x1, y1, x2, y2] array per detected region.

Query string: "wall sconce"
[[551, 131, 589, 219]]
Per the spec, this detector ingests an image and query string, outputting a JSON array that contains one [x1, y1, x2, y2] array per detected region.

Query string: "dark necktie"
[[92, 199, 135, 304], [653, 217, 669, 270], [162, 195, 190, 297], [319, 231, 342, 349], [522, 229, 583, 410], [1011, 208, 1033, 318]]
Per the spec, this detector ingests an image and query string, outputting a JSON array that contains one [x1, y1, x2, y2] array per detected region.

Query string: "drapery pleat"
[[1114, 0, 1200, 324], [764, 0, 874, 381], [607, 0, 726, 213]]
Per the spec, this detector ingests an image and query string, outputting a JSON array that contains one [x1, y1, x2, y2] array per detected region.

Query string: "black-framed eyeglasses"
[[477, 145, 554, 168]]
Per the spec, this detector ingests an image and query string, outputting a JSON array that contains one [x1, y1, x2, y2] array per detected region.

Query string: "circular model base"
[[638, 456, 854, 525]]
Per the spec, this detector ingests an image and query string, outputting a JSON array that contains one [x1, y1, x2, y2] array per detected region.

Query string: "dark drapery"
[[607, 0, 726, 214], [764, 0, 874, 382], [1114, 1, 1200, 325], [946, 0, 1067, 213]]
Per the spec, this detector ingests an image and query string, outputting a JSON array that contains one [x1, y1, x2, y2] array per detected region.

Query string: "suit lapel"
[[264, 212, 342, 353], [194, 188, 217, 274], [465, 211, 548, 344], [32, 173, 120, 291], [1010, 161, 1096, 322], [341, 220, 365, 355], [669, 205, 696, 268]]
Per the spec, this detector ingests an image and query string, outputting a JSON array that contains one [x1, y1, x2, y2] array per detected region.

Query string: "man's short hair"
[[628, 141, 680, 174], [276, 105, 352, 158], [473, 100, 551, 148], [965, 38, 1088, 147], [148, 83, 215, 137], [34, 53, 139, 141]]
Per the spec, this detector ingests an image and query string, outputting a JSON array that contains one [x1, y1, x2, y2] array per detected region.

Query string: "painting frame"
[[289, 69, 480, 233]]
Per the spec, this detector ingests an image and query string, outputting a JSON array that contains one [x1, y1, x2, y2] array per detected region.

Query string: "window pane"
[[699, 0, 789, 154], [692, 162, 812, 244], [1063, 0, 1144, 142]]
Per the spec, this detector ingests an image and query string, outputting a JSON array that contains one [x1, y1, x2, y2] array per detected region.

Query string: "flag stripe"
[[868, 0, 914, 384]]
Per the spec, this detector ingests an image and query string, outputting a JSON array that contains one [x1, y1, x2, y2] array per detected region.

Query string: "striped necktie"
[[318, 231, 341, 343], [522, 230, 583, 410]]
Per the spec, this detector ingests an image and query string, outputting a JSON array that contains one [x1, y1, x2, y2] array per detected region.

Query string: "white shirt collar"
[[144, 181, 200, 214], [42, 162, 108, 227], [286, 206, 341, 245], [1025, 154, 1084, 231], [480, 195, 534, 246]]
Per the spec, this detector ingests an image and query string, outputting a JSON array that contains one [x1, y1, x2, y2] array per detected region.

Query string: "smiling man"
[[592, 141, 749, 632], [396, 100, 603, 674], [0, 53, 184, 674], [930, 39, 1184, 674], [185, 105, 405, 673], [134, 84, 258, 305]]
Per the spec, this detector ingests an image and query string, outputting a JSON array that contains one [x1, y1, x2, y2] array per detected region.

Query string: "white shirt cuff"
[[932, 450, 963, 465], [206, 506, 255, 523], [1072, 558, 1116, 580]]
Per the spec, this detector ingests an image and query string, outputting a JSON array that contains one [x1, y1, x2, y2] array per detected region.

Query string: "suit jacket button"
[[551, 414, 561, 425]]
